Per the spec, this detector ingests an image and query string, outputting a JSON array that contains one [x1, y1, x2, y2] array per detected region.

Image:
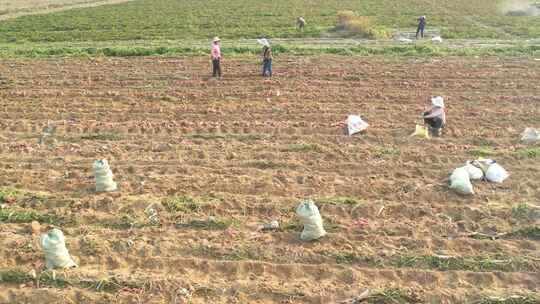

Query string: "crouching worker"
[[423, 96, 446, 136]]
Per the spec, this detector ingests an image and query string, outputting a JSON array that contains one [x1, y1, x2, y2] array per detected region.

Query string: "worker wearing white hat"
[[297, 17, 306, 31], [210, 37, 222, 78], [257, 38, 272, 77], [422, 96, 446, 136]]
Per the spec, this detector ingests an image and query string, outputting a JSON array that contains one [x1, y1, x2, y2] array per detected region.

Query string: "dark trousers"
[[262, 59, 272, 77], [424, 115, 443, 129], [212, 59, 221, 77], [416, 25, 424, 38]]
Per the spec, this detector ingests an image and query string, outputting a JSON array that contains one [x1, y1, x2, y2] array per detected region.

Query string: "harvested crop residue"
[[0, 56, 539, 303]]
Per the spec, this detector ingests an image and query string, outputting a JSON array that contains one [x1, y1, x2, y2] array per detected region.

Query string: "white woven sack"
[[93, 159, 117, 192], [473, 158, 509, 183], [485, 163, 509, 183], [296, 200, 326, 241], [472, 158, 494, 174], [346, 115, 369, 136], [450, 167, 474, 195], [40, 229, 77, 269], [521, 128, 540, 144], [465, 161, 484, 180]]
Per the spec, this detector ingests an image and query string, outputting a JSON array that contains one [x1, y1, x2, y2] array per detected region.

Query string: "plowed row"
[[0, 55, 539, 303]]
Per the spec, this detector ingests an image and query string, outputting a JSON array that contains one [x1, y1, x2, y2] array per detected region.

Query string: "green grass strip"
[[0, 209, 55, 224], [0, 44, 539, 58]]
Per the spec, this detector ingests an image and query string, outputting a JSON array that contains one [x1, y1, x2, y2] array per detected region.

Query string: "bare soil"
[[0, 56, 539, 303]]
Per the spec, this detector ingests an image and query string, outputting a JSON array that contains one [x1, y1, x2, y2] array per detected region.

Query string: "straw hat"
[[257, 38, 270, 47], [431, 96, 444, 108], [213, 37, 220, 43]]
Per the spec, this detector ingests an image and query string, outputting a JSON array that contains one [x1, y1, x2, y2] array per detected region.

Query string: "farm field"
[[0, 0, 539, 43], [0, 55, 539, 303], [0, 0, 134, 21]]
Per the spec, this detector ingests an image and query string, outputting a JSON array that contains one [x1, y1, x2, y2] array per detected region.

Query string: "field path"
[[0, 0, 135, 21], [215, 37, 539, 49]]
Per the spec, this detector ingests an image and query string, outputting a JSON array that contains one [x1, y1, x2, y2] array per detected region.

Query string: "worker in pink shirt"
[[210, 37, 222, 78]]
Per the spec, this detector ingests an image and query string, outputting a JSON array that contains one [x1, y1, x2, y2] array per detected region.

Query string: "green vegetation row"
[[0, 43, 539, 58], [0, 209, 56, 224], [0, 187, 20, 202], [0, 0, 539, 43], [470, 147, 540, 158]]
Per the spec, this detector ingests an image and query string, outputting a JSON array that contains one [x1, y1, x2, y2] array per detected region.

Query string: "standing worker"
[[257, 38, 272, 78], [210, 37, 222, 79], [297, 17, 306, 31], [416, 16, 426, 39]]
